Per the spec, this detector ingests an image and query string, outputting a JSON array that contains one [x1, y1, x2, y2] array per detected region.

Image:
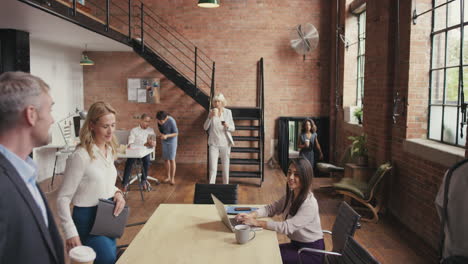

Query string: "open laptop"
[[211, 194, 262, 232]]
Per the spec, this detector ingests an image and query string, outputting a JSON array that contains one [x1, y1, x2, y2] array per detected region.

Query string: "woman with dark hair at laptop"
[[236, 158, 324, 264]]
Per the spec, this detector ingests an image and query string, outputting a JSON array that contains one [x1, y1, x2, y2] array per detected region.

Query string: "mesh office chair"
[[193, 183, 238, 204], [297, 202, 361, 264]]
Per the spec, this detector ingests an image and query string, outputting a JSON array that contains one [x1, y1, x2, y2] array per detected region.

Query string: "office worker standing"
[[236, 158, 324, 264], [204, 93, 235, 184], [0, 72, 65, 264], [57, 102, 125, 264]]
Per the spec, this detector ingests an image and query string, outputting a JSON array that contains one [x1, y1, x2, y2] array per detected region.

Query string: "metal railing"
[[65, 0, 215, 94]]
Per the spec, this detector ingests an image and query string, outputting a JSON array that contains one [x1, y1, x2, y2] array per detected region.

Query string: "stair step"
[[231, 147, 260, 153], [233, 116, 260, 121], [218, 158, 260, 165], [216, 171, 261, 178], [236, 125, 260, 131], [233, 136, 260, 141]]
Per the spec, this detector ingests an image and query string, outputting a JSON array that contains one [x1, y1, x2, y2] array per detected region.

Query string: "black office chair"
[[193, 183, 238, 204], [298, 202, 361, 264], [322, 237, 380, 264]]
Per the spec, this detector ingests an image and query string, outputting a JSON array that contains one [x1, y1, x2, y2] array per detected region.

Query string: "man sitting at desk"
[[122, 113, 158, 192]]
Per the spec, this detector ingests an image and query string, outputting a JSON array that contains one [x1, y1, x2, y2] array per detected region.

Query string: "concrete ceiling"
[[0, 0, 132, 52]]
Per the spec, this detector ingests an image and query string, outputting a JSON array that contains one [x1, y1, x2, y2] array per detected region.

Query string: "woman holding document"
[[204, 93, 235, 184], [236, 158, 324, 264], [57, 102, 125, 264]]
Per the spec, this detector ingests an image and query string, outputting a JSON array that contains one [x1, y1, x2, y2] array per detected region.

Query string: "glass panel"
[[465, 0, 468, 22], [429, 105, 443, 140], [458, 108, 467, 146], [431, 69, 445, 104], [432, 32, 446, 69], [443, 106, 458, 144], [464, 67, 468, 97], [446, 28, 461, 67], [434, 0, 447, 31], [445, 67, 459, 104], [447, 0, 461, 27], [464, 27, 468, 65]]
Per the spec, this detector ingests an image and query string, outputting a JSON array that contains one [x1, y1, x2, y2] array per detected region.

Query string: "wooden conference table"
[[117, 204, 282, 264]]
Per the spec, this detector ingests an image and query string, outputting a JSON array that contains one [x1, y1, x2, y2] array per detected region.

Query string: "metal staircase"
[[18, 0, 265, 185]]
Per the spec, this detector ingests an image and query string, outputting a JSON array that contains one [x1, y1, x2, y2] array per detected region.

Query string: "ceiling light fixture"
[[198, 0, 219, 8], [80, 44, 94, 66]]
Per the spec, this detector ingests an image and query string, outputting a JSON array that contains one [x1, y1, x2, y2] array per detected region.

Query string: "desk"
[[117, 147, 157, 200], [117, 204, 282, 264]]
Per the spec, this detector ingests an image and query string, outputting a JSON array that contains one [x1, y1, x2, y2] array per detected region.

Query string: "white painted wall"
[[30, 38, 84, 182]]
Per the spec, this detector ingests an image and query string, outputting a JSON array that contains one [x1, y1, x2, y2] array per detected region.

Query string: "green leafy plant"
[[348, 134, 367, 159], [353, 107, 363, 124]]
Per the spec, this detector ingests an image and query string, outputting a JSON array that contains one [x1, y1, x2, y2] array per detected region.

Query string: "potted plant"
[[348, 134, 368, 166], [353, 107, 363, 124]]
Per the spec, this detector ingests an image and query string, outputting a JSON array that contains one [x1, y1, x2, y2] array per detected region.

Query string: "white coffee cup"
[[305, 139, 310, 147], [234, 224, 256, 244], [69, 246, 96, 264], [212, 108, 219, 115]]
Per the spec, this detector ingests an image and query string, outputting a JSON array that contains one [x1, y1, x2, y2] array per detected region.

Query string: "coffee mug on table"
[[234, 224, 256, 244], [69, 245, 96, 264]]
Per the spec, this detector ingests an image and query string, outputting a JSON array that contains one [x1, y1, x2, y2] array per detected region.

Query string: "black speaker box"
[[0, 29, 30, 74]]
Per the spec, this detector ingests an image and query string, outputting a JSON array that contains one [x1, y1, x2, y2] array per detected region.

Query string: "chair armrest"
[[322, 230, 332, 235], [298, 248, 342, 257]]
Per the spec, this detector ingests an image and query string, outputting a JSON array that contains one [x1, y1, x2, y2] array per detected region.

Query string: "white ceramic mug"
[[234, 225, 256, 244], [69, 246, 96, 264]]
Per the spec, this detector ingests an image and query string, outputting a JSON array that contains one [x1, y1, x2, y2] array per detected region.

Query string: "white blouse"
[[57, 144, 119, 239]]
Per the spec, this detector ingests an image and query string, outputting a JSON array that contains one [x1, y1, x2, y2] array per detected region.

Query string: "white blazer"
[[203, 108, 235, 146]]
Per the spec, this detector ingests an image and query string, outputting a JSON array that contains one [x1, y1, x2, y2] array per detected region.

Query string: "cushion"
[[317, 162, 345, 173], [333, 178, 369, 199]]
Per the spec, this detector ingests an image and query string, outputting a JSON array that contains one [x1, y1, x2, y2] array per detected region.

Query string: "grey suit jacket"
[[0, 152, 65, 264]]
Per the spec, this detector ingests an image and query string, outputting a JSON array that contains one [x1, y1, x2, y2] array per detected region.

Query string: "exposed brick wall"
[[331, 0, 462, 252], [84, 0, 332, 163]]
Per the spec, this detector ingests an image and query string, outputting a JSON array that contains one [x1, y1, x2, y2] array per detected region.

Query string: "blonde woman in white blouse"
[[203, 93, 235, 184], [57, 101, 125, 264]]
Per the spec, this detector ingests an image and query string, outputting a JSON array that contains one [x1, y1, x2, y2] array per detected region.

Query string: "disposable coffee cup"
[[212, 108, 219, 115], [69, 245, 96, 264], [234, 224, 256, 244], [305, 139, 310, 147]]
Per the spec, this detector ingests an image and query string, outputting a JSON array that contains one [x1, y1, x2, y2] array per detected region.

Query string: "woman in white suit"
[[204, 93, 235, 184]]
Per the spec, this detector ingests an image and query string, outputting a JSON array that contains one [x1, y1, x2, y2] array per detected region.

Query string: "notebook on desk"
[[211, 194, 262, 232]]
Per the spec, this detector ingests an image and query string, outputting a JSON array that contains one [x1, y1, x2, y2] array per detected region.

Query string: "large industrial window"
[[356, 10, 366, 106], [428, 0, 467, 146]]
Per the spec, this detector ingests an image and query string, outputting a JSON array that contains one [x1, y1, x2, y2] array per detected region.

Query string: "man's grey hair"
[[0, 71, 50, 134]]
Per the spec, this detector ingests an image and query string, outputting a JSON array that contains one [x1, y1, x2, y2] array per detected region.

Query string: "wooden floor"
[[42, 163, 436, 264]]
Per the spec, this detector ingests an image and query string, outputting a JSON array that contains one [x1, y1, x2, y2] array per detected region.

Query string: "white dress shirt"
[[57, 144, 119, 239], [128, 126, 156, 148]]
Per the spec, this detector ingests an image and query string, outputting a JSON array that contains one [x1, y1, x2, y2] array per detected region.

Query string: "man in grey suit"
[[0, 72, 65, 264]]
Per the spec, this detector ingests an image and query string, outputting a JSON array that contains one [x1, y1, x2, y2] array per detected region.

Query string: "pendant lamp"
[[198, 0, 219, 8], [80, 44, 94, 66]]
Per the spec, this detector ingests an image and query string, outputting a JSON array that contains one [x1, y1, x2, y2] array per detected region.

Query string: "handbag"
[[89, 199, 130, 238]]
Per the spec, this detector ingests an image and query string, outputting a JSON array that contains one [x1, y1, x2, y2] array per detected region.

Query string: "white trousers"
[[209, 145, 231, 184]]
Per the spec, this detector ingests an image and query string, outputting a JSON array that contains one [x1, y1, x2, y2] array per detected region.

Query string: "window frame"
[[428, 0, 467, 147], [356, 10, 366, 107]]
